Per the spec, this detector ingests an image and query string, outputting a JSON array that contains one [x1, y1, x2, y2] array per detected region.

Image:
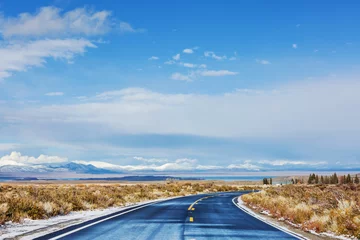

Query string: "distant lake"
[[197, 176, 274, 181]]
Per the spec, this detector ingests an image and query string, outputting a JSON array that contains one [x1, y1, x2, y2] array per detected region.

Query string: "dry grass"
[[242, 184, 360, 238], [0, 181, 256, 224]]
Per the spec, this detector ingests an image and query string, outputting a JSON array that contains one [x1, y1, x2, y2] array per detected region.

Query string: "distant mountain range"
[[0, 162, 120, 174]]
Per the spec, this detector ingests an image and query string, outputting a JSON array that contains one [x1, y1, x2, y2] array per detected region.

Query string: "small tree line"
[[307, 173, 359, 184], [263, 177, 273, 185]]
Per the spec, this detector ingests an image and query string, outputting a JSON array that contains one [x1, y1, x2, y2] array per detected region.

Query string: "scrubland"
[[0, 181, 253, 224], [242, 184, 360, 238]]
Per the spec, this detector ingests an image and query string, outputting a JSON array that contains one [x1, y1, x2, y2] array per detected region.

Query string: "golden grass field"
[[242, 184, 360, 238], [0, 181, 257, 225]]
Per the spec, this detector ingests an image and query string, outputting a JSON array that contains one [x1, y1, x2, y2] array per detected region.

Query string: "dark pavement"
[[36, 192, 298, 240]]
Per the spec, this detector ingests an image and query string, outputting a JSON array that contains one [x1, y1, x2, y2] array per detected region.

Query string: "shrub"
[[0, 182, 250, 224], [241, 185, 360, 238]]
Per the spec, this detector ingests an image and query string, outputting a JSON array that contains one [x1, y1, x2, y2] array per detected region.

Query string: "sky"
[[0, 0, 360, 172]]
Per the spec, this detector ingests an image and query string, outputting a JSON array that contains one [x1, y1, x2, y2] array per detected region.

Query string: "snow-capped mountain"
[[0, 162, 120, 174], [0, 165, 49, 173]]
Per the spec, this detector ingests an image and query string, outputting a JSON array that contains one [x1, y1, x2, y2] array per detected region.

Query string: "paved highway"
[[36, 192, 300, 240]]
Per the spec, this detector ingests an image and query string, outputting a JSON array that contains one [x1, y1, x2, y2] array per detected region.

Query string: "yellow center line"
[[187, 195, 216, 223], [187, 195, 213, 211]]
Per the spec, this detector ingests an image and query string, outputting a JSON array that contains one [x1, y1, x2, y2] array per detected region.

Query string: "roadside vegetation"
[[0, 181, 255, 225], [242, 182, 360, 239]]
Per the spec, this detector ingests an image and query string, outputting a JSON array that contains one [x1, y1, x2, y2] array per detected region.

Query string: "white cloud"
[[173, 53, 180, 61], [164, 60, 175, 65], [183, 48, 194, 54], [148, 56, 159, 60], [258, 160, 327, 166], [182, 63, 196, 68], [0, 39, 96, 80], [3, 76, 360, 165], [292, 44, 298, 49], [0, 152, 333, 171], [0, 152, 67, 166], [45, 92, 64, 96], [133, 156, 168, 163], [93, 88, 189, 103], [227, 160, 260, 171], [119, 21, 145, 33], [200, 70, 238, 77], [0, 6, 112, 38], [204, 51, 226, 60], [256, 59, 271, 65], [75, 158, 202, 171], [165, 61, 205, 69], [171, 72, 191, 81]]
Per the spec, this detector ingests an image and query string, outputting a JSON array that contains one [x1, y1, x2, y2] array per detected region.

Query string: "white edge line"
[[232, 196, 309, 240], [48, 197, 182, 240]]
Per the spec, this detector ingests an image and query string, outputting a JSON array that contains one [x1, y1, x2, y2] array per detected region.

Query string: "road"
[[35, 192, 299, 240]]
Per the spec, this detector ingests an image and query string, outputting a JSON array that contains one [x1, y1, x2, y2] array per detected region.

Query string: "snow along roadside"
[[234, 196, 353, 240], [0, 196, 182, 240]]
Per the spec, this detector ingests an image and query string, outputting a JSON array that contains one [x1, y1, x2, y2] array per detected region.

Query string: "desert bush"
[[0, 182, 248, 224], [242, 185, 360, 238]]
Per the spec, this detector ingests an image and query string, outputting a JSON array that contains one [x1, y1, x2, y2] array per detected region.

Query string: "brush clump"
[[0, 182, 255, 224], [242, 184, 360, 238]]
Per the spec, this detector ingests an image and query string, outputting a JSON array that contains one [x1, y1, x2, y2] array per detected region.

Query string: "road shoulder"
[[233, 196, 334, 240]]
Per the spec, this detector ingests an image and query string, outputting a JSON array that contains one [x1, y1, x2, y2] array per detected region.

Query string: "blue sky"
[[0, 0, 360, 172]]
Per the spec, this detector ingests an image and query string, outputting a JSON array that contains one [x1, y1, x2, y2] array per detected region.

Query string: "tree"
[[346, 174, 352, 184], [320, 176, 324, 184], [263, 178, 268, 185], [332, 173, 339, 184], [335, 173, 339, 184], [355, 175, 359, 184], [308, 174, 316, 184], [324, 176, 330, 184], [308, 174, 311, 184], [270, 178, 273, 185], [315, 175, 319, 184]]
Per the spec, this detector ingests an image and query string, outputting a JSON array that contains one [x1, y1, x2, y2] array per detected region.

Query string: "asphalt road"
[[36, 192, 299, 240]]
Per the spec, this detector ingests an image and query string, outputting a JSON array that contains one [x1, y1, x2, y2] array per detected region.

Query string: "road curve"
[[35, 192, 298, 240]]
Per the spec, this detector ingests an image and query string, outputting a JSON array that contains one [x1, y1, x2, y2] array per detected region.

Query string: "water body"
[[195, 176, 273, 181]]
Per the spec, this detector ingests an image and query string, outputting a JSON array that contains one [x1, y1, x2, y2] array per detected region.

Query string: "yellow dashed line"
[[188, 195, 217, 223], [188, 195, 213, 211]]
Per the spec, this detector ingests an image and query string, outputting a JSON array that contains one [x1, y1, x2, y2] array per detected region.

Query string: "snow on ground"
[[260, 210, 272, 216], [0, 198, 173, 240]]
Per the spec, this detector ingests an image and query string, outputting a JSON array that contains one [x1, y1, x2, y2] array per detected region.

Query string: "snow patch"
[[260, 210, 272, 216]]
